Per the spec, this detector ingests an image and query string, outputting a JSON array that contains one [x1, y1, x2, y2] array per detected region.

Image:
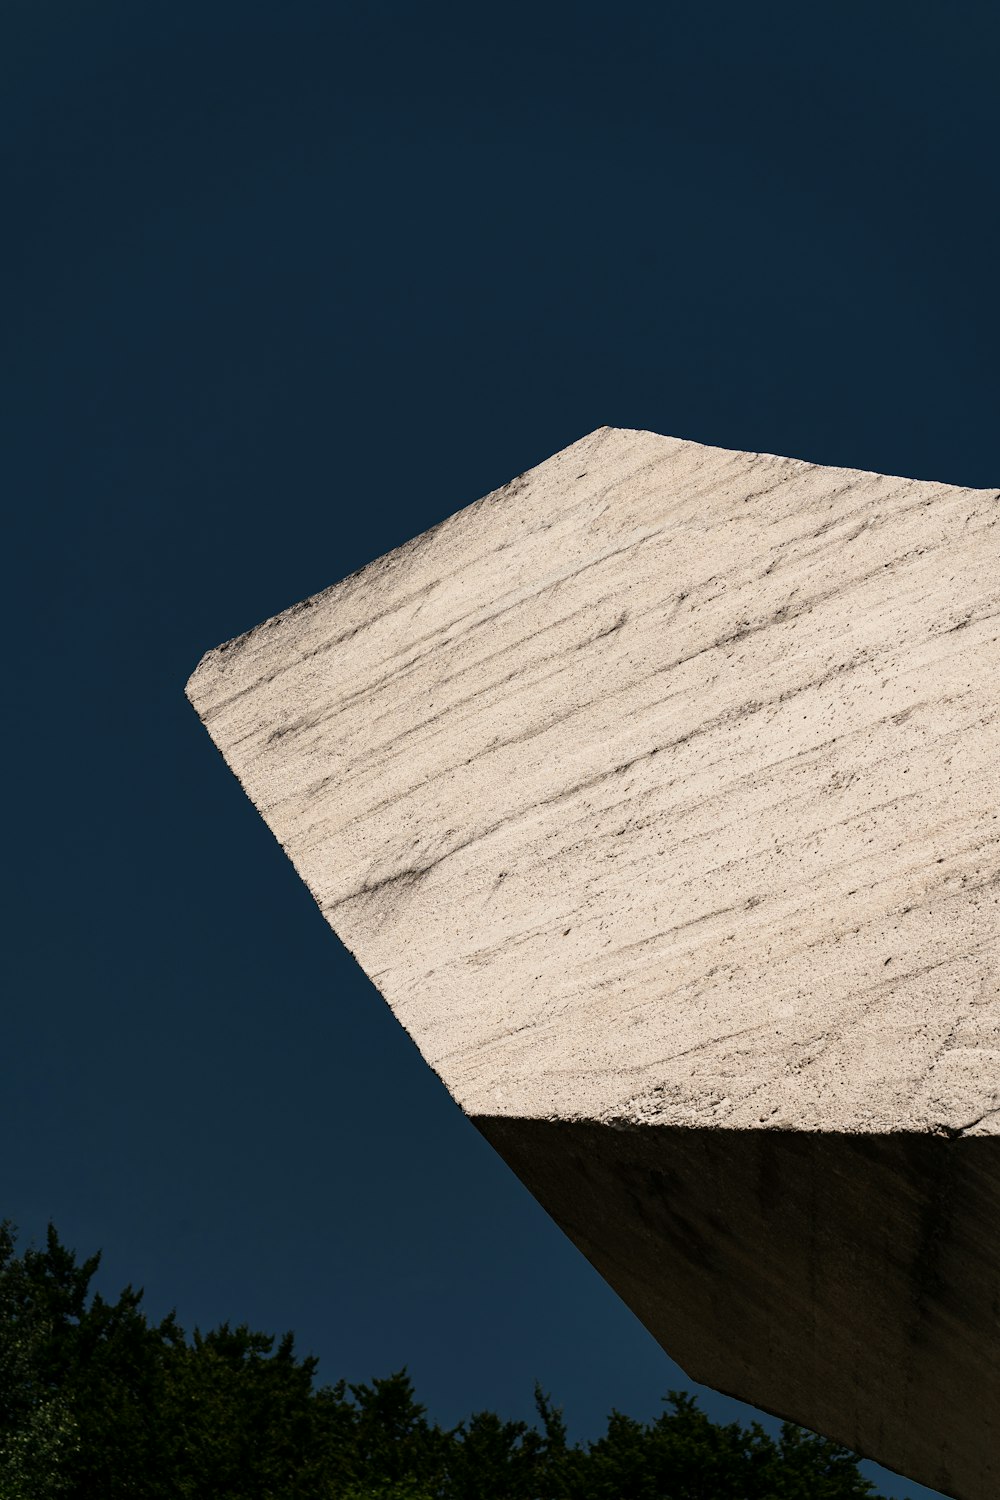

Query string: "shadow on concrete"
[[475, 1117, 1000, 1500]]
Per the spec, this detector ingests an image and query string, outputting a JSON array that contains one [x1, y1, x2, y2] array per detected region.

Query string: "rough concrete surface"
[[187, 427, 999, 1498]]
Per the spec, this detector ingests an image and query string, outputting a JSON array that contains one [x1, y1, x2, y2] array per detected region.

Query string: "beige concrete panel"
[[187, 427, 999, 1136]]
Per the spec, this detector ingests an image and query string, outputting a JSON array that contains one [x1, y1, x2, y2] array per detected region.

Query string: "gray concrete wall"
[[187, 427, 999, 1497]]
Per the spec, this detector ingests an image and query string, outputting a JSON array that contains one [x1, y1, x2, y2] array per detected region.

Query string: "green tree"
[[579, 1392, 880, 1500], [0, 1220, 905, 1500], [157, 1322, 330, 1500], [0, 1218, 186, 1499], [0, 1220, 79, 1500]]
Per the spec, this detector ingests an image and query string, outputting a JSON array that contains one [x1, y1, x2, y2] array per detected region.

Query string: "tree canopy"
[[0, 1220, 903, 1500]]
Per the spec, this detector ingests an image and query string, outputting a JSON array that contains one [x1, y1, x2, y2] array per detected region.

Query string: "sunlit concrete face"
[[187, 427, 999, 1499]]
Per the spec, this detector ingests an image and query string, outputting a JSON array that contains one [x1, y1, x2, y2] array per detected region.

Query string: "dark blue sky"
[[4, 5, 997, 1497]]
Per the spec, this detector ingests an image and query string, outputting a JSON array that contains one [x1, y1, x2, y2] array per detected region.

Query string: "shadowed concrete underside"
[[477, 1118, 999, 1500]]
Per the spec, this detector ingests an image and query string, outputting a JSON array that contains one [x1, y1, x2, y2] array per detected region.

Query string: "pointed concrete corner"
[[186, 426, 999, 1499]]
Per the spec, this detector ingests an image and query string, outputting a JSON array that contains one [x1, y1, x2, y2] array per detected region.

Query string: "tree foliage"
[[0, 1220, 902, 1499]]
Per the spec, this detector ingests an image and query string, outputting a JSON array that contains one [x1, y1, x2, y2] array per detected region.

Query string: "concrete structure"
[[186, 427, 999, 1498]]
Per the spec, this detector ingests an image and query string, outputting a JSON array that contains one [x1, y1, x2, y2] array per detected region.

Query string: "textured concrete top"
[[187, 427, 999, 1136]]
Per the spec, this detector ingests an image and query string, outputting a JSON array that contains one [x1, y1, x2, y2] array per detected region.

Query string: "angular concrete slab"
[[186, 427, 999, 1499]]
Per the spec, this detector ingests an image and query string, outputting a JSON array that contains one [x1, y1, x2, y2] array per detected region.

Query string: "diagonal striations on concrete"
[[186, 427, 999, 1499]]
